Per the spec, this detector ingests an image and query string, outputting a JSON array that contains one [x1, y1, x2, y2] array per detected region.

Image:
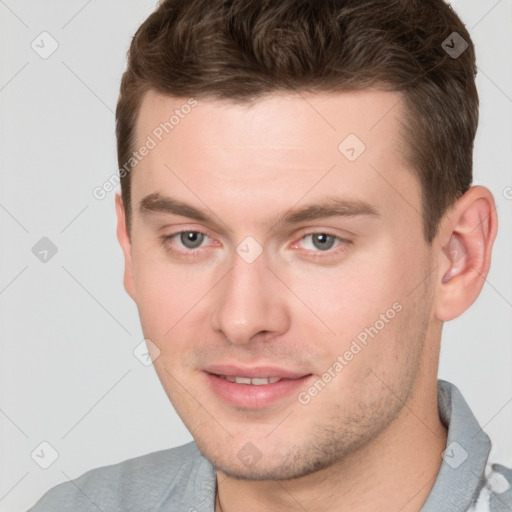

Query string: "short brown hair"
[[116, 0, 478, 242]]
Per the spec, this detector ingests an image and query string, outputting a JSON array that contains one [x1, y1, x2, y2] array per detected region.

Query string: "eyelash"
[[159, 229, 352, 259]]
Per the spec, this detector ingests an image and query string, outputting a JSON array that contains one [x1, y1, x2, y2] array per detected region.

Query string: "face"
[[117, 89, 438, 480]]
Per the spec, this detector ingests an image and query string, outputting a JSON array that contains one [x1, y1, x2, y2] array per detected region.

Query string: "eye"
[[160, 230, 212, 255], [159, 229, 351, 259], [294, 231, 351, 257]]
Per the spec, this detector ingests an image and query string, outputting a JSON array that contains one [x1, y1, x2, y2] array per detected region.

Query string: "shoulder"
[[27, 441, 215, 512]]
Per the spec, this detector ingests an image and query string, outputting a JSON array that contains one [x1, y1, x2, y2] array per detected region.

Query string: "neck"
[[215, 377, 447, 512]]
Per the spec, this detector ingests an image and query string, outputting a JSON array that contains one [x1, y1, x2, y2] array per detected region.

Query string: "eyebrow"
[[138, 192, 380, 232]]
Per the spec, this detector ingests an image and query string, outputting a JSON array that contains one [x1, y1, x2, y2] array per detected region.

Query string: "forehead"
[[131, 89, 420, 229], [135, 88, 406, 158]]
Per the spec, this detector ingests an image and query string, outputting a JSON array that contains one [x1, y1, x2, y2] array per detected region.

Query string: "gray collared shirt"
[[27, 380, 512, 511]]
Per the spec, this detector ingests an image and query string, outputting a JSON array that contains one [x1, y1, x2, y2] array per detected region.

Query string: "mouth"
[[204, 365, 313, 409], [217, 375, 285, 385]]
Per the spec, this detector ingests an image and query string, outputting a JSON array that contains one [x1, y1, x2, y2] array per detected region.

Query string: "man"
[[28, 0, 511, 510]]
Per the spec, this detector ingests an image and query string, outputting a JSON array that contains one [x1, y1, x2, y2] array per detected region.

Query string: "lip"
[[204, 364, 309, 380], [204, 364, 313, 409]]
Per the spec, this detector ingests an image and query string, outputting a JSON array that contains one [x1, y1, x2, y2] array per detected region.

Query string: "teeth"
[[221, 376, 282, 385], [250, 378, 271, 385]]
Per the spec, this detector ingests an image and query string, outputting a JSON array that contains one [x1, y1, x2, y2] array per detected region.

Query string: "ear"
[[434, 186, 498, 321], [115, 193, 136, 301]]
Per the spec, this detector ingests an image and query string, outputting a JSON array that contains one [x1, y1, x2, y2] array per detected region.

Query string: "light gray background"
[[0, 1, 511, 511]]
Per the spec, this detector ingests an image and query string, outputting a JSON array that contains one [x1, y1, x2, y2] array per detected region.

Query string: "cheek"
[[287, 248, 406, 332], [286, 240, 424, 366], [131, 247, 201, 340]]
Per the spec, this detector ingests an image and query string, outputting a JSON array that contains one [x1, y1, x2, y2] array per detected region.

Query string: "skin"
[[116, 89, 497, 511]]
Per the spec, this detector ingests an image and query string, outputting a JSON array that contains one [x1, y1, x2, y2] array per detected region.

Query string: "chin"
[[196, 437, 342, 481], [219, 459, 336, 482]]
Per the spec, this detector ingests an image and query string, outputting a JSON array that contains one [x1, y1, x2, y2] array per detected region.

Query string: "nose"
[[211, 249, 290, 346]]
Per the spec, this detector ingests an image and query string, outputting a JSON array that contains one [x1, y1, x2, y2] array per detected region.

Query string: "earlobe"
[[115, 193, 137, 301], [434, 186, 498, 321]]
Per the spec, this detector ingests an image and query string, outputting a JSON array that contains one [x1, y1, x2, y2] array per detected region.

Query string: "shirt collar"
[[421, 379, 491, 511]]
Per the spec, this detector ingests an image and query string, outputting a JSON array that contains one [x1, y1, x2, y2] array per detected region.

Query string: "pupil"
[[314, 234, 334, 250], [181, 231, 203, 249]]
